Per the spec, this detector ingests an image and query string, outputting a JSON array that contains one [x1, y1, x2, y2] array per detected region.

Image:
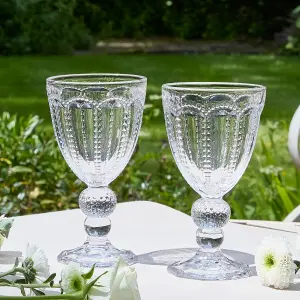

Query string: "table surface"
[[2, 201, 300, 299]]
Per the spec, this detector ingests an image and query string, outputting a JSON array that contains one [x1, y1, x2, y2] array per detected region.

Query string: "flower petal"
[[255, 235, 295, 289]]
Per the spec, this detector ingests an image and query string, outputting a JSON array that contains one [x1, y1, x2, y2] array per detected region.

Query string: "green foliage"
[[285, 5, 300, 55], [0, 217, 14, 238], [0, 112, 82, 215], [0, 54, 299, 123], [0, 0, 26, 55], [76, 0, 297, 40], [23, 0, 92, 54], [1, 0, 299, 54], [227, 121, 300, 220], [0, 112, 299, 221], [0, 0, 91, 55]]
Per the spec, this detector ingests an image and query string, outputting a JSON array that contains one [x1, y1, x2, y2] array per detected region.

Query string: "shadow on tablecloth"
[[288, 281, 300, 291], [137, 247, 256, 275]]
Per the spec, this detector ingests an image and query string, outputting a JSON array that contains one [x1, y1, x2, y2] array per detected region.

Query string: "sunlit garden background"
[[1, 0, 300, 220]]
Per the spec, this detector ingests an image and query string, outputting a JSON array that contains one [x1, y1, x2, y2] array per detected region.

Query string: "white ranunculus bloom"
[[255, 235, 296, 289], [61, 263, 85, 294], [89, 258, 141, 300], [22, 244, 50, 283]]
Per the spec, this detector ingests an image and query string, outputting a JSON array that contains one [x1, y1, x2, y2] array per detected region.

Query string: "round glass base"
[[57, 241, 137, 268], [168, 250, 251, 281]]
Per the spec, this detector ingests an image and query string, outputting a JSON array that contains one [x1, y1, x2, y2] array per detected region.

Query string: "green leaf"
[[0, 279, 12, 284], [23, 116, 41, 139], [20, 285, 26, 296], [43, 273, 56, 284], [14, 257, 19, 268], [0, 218, 14, 238], [15, 279, 26, 284], [144, 104, 153, 110], [35, 180, 47, 185], [32, 288, 45, 296], [260, 139, 273, 164], [289, 192, 300, 203], [296, 18, 300, 29], [81, 264, 95, 280], [294, 260, 300, 268], [0, 158, 12, 165], [294, 260, 300, 274], [275, 178, 294, 213], [83, 271, 108, 297], [293, 5, 300, 15], [41, 199, 56, 206], [153, 108, 160, 117], [9, 166, 33, 174]]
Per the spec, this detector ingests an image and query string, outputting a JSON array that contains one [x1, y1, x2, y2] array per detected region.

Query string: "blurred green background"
[[1, 0, 300, 220], [1, 54, 300, 122]]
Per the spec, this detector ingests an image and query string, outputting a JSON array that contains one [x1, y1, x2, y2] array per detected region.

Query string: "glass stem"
[[192, 197, 230, 252], [86, 235, 111, 247], [84, 216, 112, 247]]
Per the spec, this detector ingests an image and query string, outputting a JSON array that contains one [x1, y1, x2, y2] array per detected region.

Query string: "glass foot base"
[[57, 240, 137, 268], [168, 250, 251, 281]]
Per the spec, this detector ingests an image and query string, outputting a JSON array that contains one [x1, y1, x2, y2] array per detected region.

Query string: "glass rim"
[[46, 73, 147, 86], [162, 82, 266, 92]]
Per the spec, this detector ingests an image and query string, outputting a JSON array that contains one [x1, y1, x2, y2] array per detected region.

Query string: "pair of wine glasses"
[[46, 73, 266, 281]]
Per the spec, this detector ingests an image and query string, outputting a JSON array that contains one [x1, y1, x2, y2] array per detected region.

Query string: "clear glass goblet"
[[46, 74, 147, 267], [162, 82, 266, 280]]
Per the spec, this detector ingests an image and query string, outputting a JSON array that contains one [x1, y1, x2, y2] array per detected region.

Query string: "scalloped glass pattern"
[[47, 76, 146, 187], [46, 74, 147, 267], [162, 85, 266, 198], [162, 83, 266, 280]]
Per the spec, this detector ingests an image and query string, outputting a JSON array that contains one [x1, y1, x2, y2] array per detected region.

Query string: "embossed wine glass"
[[46, 74, 146, 267], [162, 82, 266, 280]]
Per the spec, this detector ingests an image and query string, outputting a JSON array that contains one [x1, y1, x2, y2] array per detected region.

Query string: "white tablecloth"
[[2, 201, 300, 299]]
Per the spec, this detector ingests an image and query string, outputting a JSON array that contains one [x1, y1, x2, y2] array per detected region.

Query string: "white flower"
[[89, 258, 140, 300], [61, 263, 85, 294], [255, 235, 296, 289], [166, 0, 173, 6], [22, 244, 50, 283]]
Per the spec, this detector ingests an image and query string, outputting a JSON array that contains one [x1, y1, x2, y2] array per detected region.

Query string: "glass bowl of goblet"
[[162, 82, 266, 280], [46, 73, 147, 267]]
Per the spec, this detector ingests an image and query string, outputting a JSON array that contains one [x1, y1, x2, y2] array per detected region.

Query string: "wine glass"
[[46, 73, 147, 267], [162, 82, 266, 280]]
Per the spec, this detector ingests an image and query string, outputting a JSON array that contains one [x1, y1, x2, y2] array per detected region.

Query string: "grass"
[[0, 54, 300, 124], [1, 54, 300, 220], [2, 53, 300, 155]]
